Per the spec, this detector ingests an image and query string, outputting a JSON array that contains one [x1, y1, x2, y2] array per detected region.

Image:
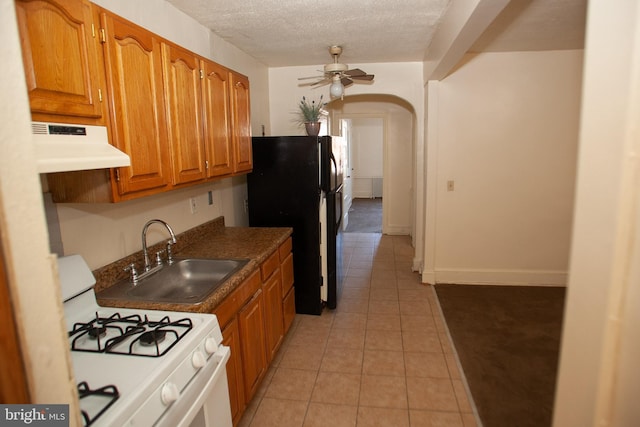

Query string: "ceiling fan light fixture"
[[330, 75, 344, 99], [297, 46, 373, 97]]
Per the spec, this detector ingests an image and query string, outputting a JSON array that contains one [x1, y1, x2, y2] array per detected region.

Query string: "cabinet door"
[[162, 43, 206, 185], [15, 0, 106, 122], [229, 72, 252, 174], [202, 60, 234, 177], [281, 252, 294, 296], [283, 287, 296, 335], [238, 289, 267, 403], [221, 318, 245, 426], [100, 11, 171, 197], [262, 272, 284, 363]]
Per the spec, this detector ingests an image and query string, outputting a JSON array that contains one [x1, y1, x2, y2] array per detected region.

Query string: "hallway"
[[239, 233, 479, 426], [344, 199, 383, 234]]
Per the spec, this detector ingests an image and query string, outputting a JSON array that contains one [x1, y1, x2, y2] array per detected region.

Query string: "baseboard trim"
[[422, 268, 567, 286]]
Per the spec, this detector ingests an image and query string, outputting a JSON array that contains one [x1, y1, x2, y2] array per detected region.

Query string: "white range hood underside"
[[32, 122, 131, 173]]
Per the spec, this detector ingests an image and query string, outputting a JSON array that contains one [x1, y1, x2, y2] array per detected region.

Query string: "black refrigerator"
[[247, 136, 344, 315]]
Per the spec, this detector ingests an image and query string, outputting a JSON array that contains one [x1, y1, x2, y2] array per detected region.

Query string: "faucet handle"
[[124, 263, 139, 284], [166, 240, 175, 265], [155, 250, 165, 267]]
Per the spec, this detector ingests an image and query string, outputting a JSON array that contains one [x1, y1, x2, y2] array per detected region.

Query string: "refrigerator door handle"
[[329, 154, 338, 192]]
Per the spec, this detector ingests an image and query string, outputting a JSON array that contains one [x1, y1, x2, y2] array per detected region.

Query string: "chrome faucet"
[[141, 219, 177, 272]]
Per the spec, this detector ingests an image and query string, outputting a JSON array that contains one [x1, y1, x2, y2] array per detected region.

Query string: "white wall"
[[54, 0, 270, 270], [351, 117, 383, 198], [553, 0, 640, 424], [1, 0, 76, 410], [423, 50, 583, 285]]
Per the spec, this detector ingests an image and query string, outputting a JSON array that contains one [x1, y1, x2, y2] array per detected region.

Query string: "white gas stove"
[[59, 255, 232, 427]]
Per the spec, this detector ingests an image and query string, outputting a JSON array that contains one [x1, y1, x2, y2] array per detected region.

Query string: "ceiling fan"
[[298, 46, 374, 99]]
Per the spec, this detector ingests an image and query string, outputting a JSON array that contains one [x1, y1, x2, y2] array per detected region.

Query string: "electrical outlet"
[[447, 180, 455, 191], [244, 199, 249, 213], [190, 197, 197, 214], [208, 191, 213, 206]]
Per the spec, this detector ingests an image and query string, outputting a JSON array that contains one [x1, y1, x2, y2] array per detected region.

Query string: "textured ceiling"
[[167, 0, 586, 68]]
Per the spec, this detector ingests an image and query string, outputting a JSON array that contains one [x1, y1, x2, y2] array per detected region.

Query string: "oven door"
[[145, 346, 232, 427]]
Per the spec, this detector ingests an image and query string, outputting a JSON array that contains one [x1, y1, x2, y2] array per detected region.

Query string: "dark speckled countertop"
[[94, 216, 292, 314]]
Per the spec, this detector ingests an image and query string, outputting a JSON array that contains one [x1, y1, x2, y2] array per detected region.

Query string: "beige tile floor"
[[239, 233, 480, 427]]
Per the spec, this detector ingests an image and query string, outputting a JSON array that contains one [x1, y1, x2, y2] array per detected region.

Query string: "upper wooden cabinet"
[[202, 60, 234, 178], [162, 42, 207, 185], [230, 72, 252, 174], [15, 0, 107, 124], [100, 10, 172, 198], [23, 2, 253, 202]]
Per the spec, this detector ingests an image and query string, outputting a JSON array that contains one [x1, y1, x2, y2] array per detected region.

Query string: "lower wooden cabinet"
[[213, 238, 294, 425], [221, 318, 245, 426], [237, 288, 268, 402], [279, 238, 295, 334], [262, 269, 284, 363], [283, 286, 296, 334]]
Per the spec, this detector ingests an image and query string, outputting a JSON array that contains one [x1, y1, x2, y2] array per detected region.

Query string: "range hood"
[[32, 121, 131, 173]]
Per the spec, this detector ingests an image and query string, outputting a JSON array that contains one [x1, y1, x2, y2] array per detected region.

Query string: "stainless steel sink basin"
[[97, 258, 249, 304]]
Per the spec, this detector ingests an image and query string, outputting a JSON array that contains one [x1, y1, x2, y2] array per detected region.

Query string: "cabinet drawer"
[[282, 287, 296, 334], [260, 250, 279, 281], [214, 270, 261, 328], [280, 252, 294, 296], [278, 237, 292, 262]]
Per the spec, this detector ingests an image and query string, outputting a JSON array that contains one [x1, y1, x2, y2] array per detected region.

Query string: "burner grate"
[[77, 381, 119, 426], [68, 312, 193, 357]]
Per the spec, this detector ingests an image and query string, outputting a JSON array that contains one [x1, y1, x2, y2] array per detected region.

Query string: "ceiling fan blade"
[[344, 68, 367, 77], [341, 77, 354, 87], [350, 74, 374, 81], [298, 75, 325, 80], [298, 80, 322, 87], [311, 78, 331, 88]]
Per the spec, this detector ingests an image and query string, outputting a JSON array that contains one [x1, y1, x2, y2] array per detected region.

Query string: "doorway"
[[343, 116, 383, 234], [327, 94, 414, 237]]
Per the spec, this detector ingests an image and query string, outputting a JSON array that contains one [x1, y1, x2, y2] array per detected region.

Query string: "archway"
[[325, 94, 417, 237]]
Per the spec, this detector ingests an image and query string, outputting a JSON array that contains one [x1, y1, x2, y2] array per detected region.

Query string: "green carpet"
[[434, 284, 566, 427]]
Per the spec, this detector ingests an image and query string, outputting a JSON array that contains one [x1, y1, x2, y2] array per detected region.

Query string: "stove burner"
[[87, 326, 107, 340], [139, 329, 167, 346]]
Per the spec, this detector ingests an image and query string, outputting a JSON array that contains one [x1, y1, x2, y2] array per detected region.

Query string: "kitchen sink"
[[97, 258, 249, 304]]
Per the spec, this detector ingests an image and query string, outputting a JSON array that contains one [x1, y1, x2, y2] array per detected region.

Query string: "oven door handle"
[[177, 345, 231, 427], [157, 345, 232, 427]]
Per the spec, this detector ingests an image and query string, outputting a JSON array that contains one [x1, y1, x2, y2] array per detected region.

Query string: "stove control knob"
[[204, 337, 218, 355], [192, 350, 206, 369], [161, 382, 180, 405]]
